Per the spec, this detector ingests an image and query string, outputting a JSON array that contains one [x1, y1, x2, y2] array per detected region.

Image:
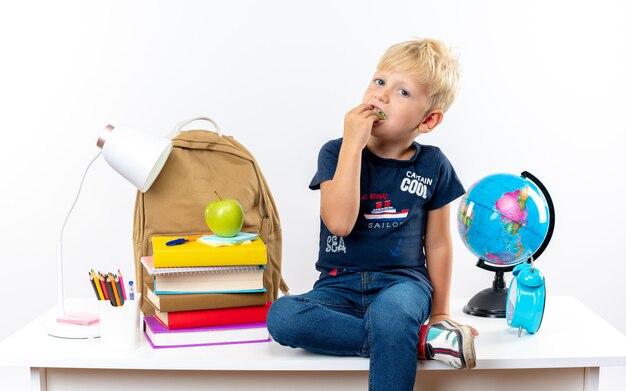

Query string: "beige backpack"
[[132, 117, 289, 315]]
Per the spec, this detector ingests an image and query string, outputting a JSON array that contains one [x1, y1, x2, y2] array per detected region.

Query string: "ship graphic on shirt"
[[363, 200, 409, 221]]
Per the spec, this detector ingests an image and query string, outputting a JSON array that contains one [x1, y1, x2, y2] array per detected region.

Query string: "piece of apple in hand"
[[204, 191, 244, 238]]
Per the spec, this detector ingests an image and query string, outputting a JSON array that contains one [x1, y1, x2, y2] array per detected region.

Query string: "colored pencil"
[[99, 272, 110, 300], [118, 269, 127, 300], [91, 270, 105, 300], [110, 274, 122, 307], [115, 276, 125, 305], [89, 272, 101, 300], [105, 276, 116, 306]]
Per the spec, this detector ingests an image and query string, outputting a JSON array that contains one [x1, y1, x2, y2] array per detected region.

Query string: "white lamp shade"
[[97, 125, 172, 192]]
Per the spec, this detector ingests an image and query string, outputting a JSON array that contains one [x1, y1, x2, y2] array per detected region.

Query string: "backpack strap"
[[169, 116, 222, 139]]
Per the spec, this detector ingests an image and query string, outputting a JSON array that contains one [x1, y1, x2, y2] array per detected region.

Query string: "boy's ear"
[[417, 109, 444, 134]]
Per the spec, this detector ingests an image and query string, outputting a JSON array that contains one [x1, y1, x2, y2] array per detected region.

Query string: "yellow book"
[[151, 236, 267, 267]]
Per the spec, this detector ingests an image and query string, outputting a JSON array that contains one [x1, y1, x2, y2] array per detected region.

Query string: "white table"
[[1, 296, 625, 391]]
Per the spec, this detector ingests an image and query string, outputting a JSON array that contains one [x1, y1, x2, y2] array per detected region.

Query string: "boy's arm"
[[424, 205, 453, 320], [425, 204, 479, 335], [320, 104, 378, 237]]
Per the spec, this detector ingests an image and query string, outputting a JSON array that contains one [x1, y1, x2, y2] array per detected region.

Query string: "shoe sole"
[[459, 325, 476, 369]]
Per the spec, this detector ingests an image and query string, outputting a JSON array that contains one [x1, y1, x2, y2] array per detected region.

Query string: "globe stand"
[[463, 261, 511, 318]]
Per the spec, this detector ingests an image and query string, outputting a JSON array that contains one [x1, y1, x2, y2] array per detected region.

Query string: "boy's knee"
[[266, 296, 299, 343], [373, 302, 418, 328], [370, 283, 431, 327]]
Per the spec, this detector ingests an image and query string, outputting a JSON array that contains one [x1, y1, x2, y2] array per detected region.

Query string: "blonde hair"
[[377, 38, 460, 112]]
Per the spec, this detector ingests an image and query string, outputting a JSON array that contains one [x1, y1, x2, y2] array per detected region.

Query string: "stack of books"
[[142, 233, 271, 349]]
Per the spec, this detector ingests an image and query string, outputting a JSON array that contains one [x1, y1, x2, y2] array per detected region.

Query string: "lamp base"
[[463, 286, 508, 318], [43, 313, 100, 339]]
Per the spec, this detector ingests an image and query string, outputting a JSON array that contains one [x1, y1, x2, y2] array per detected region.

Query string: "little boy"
[[267, 38, 477, 391]]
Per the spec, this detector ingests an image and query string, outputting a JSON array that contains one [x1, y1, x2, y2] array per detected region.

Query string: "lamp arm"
[[56, 149, 103, 319]]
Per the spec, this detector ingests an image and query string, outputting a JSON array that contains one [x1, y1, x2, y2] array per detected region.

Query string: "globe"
[[457, 173, 551, 267], [458, 172, 555, 318]]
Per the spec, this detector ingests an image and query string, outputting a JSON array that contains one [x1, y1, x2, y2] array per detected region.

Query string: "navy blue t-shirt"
[[309, 138, 465, 283]]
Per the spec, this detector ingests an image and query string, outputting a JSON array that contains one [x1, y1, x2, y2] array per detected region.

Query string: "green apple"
[[204, 192, 244, 238]]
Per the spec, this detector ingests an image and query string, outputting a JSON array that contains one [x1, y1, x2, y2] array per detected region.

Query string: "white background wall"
[[1, 0, 624, 389]]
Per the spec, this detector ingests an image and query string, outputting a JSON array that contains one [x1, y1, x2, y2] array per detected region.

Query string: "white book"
[[141, 256, 265, 294], [144, 316, 270, 348]]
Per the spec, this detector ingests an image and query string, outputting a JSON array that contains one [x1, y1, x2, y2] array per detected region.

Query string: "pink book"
[[143, 316, 270, 349]]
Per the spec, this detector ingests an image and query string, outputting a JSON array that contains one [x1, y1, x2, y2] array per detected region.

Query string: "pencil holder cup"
[[98, 293, 141, 350]]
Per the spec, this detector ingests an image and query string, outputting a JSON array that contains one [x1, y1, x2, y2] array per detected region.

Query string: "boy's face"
[[362, 69, 436, 143]]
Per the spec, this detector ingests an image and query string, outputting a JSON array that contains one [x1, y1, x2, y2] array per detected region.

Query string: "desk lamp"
[[44, 125, 172, 339]]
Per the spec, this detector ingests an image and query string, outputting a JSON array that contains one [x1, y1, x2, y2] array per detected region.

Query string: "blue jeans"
[[267, 271, 432, 391]]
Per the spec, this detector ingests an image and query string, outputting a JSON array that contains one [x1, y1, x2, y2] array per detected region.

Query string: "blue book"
[[154, 286, 266, 295]]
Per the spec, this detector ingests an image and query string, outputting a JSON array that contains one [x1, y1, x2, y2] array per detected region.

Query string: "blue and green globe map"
[[457, 173, 551, 266]]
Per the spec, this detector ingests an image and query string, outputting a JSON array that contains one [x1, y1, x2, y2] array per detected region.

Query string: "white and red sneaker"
[[419, 321, 476, 369]]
